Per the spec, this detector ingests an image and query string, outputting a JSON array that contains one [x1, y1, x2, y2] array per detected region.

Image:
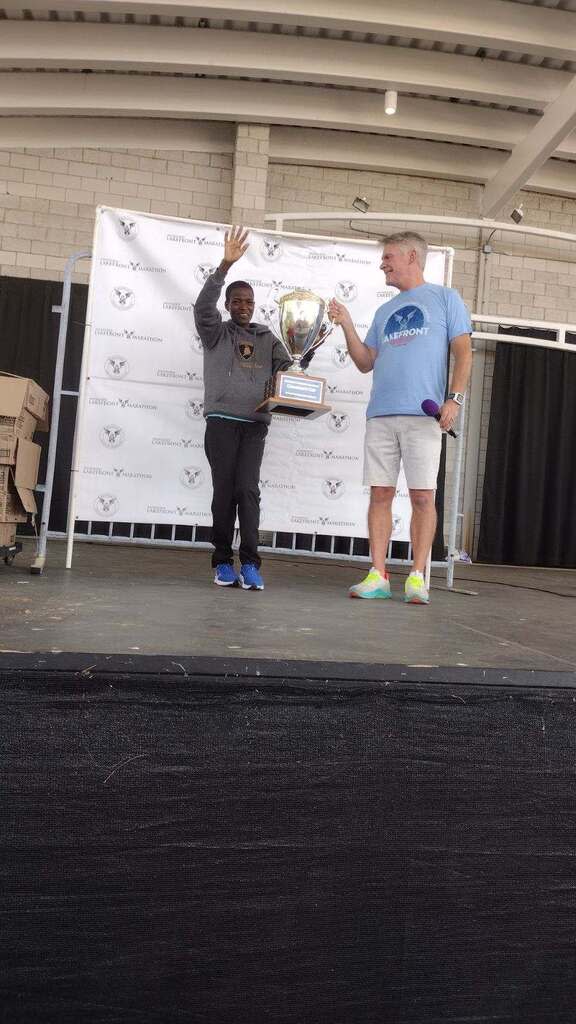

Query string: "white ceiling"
[[2, 0, 576, 208]]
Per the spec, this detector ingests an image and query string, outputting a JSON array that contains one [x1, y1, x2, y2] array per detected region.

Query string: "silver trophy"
[[256, 288, 333, 418]]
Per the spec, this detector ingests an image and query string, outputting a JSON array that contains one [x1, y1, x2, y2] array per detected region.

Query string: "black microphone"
[[421, 398, 458, 438]]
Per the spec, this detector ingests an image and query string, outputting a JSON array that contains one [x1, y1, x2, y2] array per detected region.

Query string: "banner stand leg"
[[64, 213, 101, 570], [445, 397, 474, 594], [30, 250, 91, 575]]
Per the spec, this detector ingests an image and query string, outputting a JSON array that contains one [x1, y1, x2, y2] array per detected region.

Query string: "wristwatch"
[[447, 392, 465, 406]]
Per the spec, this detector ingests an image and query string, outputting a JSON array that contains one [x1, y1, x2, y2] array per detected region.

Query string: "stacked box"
[[0, 522, 17, 547], [0, 374, 50, 545]]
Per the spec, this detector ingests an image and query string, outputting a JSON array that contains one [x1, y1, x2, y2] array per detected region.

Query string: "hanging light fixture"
[[384, 89, 398, 116], [352, 196, 370, 214]]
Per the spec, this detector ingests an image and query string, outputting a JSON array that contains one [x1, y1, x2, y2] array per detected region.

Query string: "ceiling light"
[[384, 90, 397, 116]]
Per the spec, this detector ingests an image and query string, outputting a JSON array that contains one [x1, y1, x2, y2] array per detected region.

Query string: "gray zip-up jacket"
[[194, 269, 291, 424]]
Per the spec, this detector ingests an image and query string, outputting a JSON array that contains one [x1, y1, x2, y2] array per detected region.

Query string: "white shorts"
[[363, 415, 442, 490]]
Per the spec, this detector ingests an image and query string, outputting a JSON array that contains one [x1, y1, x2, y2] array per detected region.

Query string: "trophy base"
[[255, 370, 331, 420], [256, 397, 332, 420]]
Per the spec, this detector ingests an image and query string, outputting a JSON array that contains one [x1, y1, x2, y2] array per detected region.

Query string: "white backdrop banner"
[[74, 208, 448, 539]]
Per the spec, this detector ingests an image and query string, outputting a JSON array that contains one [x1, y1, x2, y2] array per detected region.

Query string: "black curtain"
[[0, 274, 87, 532], [477, 332, 576, 566]]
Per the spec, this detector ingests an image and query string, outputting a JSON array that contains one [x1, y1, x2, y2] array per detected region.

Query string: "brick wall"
[[231, 125, 270, 227], [0, 147, 233, 283]]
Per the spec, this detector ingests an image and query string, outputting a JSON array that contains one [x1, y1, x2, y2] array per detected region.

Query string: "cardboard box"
[[0, 409, 37, 439], [0, 433, 18, 465], [0, 374, 49, 431], [0, 522, 17, 548], [0, 437, 41, 521], [0, 483, 28, 523]]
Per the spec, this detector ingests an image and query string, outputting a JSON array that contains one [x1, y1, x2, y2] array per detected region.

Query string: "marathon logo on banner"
[[307, 249, 371, 266], [100, 257, 166, 275], [74, 208, 448, 533], [147, 504, 212, 519], [89, 396, 158, 411], [95, 326, 164, 345], [166, 233, 222, 248], [83, 465, 153, 481], [290, 513, 357, 529], [152, 437, 203, 449], [295, 448, 360, 464], [326, 410, 352, 433]]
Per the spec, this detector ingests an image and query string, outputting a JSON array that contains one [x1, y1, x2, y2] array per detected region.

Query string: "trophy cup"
[[255, 288, 333, 419]]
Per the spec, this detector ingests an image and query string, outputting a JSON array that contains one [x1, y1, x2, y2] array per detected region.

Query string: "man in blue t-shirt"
[[329, 231, 472, 604]]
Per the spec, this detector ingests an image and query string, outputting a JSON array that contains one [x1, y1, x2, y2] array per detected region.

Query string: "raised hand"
[[223, 225, 250, 265]]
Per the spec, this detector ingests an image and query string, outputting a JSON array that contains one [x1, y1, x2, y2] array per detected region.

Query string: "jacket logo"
[[239, 341, 255, 361]]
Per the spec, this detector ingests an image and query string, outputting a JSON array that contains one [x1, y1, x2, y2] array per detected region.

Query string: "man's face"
[[380, 243, 414, 288], [226, 287, 255, 326]]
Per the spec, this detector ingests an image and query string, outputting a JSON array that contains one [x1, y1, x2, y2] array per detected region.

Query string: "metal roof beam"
[[4, 72, 574, 155], [0, 21, 568, 110], [0, 115, 234, 151], [2, 0, 576, 62], [269, 127, 576, 196], [482, 74, 576, 217]]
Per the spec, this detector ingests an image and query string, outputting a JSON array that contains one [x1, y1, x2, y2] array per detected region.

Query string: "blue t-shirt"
[[364, 284, 471, 418]]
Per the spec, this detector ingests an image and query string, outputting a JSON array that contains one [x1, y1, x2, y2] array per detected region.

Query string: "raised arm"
[[193, 225, 250, 349]]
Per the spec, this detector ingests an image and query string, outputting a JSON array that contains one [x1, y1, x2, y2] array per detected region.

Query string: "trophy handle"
[[273, 327, 295, 364], [304, 321, 334, 356]]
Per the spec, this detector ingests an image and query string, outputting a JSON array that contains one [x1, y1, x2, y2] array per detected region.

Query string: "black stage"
[[2, 542, 576, 1023]]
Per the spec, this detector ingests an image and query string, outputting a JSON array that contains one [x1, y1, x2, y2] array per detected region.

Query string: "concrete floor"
[[1, 538, 575, 671]]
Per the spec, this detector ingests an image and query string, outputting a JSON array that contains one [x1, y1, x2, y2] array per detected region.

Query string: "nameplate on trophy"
[[261, 369, 328, 418]]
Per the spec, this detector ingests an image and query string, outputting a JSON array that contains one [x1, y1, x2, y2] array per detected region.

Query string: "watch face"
[[449, 392, 464, 405]]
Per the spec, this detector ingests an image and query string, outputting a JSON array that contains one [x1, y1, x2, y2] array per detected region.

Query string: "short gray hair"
[[382, 231, 428, 268]]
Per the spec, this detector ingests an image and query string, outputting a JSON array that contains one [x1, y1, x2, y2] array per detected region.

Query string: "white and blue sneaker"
[[349, 568, 391, 599], [239, 563, 264, 590], [404, 571, 430, 604], [214, 563, 239, 587]]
